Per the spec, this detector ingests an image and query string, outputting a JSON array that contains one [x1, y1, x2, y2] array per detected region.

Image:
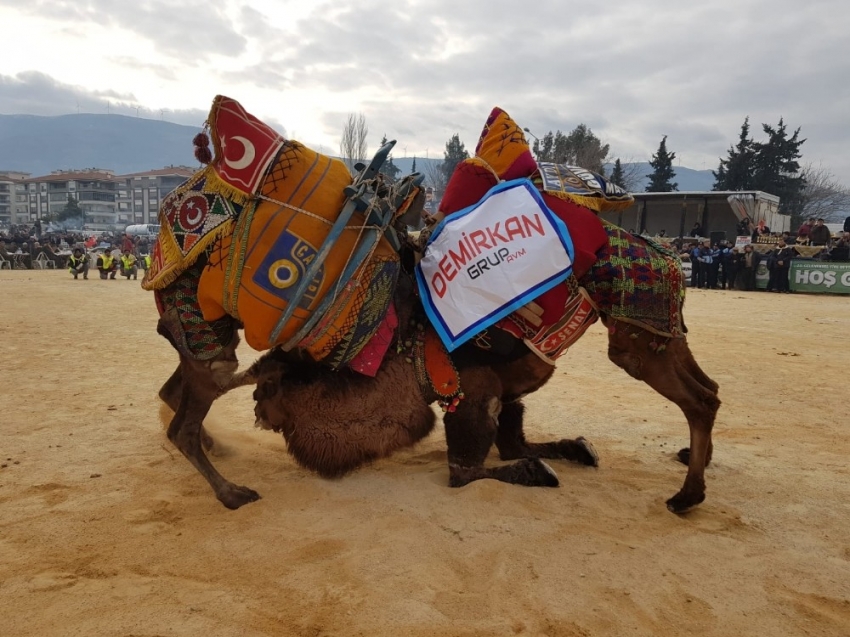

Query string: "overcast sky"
[[1, 0, 848, 182]]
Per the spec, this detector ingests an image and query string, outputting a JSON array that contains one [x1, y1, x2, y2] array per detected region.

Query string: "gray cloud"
[[0, 71, 208, 126], [207, 0, 849, 181], [0, 72, 290, 136], [1, 0, 848, 182], [6, 0, 247, 58]]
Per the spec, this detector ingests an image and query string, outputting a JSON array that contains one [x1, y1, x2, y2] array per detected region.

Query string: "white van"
[[125, 224, 161, 238]]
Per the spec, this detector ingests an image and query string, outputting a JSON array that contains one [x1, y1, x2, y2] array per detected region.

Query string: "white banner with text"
[[416, 179, 574, 350]]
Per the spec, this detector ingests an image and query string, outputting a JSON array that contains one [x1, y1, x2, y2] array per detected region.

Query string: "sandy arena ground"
[[1, 268, 849, 636]]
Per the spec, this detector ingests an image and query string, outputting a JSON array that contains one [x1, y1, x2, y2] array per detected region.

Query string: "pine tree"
[[645, 136, 678, 192], [378, 135, 401, 183], [440, 134, 469, 184], [751, 118, 806, 218], [610, 158, 625, 188], [57, 195, 84, 222], [713, 117, 755, 190]]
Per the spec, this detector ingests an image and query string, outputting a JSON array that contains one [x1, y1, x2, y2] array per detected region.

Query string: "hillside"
[[0, 113, 200, 175], [0, 113, 715, 190]]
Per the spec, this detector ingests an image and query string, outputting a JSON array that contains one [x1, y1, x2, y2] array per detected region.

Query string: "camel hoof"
[[523, 458, 560, 487], [217, 484, 261, 510], [575, 437, 599, 467], [665, 491, 705, 514], [677, 447, 690, 466]]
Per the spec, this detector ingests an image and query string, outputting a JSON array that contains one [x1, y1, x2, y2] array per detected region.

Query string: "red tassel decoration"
[[194, 145, 212, 164], [193, 132, 210, 147]]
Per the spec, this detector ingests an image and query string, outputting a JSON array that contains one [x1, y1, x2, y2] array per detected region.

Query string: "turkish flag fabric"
[[209, 96, 285, 197]]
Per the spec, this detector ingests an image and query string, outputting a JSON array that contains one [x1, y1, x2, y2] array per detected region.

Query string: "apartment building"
[[25, 169, 120, 230], [0, 171, 31, 227], [117, 166, 195, 225]]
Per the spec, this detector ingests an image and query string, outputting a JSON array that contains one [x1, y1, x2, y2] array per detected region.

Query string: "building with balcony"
[[0, 171, 31, 227], [117, 166, 196, 225], [25, 169, 120, 230]]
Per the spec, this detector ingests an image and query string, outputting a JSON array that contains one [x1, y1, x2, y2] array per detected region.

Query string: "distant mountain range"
[[0, 113, 715, 191]]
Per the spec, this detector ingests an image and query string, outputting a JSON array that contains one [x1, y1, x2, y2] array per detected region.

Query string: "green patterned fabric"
[[155, 259, 234, 360], [581, 223, 686, 338]]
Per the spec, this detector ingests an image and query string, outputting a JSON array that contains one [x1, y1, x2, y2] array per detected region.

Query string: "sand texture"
[[1, 269, 849, 636]]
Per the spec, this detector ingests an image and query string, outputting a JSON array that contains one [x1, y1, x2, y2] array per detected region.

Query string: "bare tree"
[[799, 162, 850, 222], [422, 158, 447, 199], [339, 113, 369, 173], [612, 157, 646, 192]]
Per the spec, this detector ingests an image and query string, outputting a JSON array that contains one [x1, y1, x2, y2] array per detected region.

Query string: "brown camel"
[[151, 97, 719, 514], [156, 246, 720, 514]]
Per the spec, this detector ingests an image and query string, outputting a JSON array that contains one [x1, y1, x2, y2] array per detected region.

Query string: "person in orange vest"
[[97, 246, 118, 280], [119, 249, 138, 280], [68, 247, 90, 280]]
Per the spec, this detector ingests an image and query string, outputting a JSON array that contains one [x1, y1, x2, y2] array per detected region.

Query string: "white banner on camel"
[[416, 179, 574, 351]]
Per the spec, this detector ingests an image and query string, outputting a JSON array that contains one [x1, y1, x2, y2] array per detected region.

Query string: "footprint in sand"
[[123, 498, 182, 533], [25, 482, 72, 507], [27, 572, 79, 593]]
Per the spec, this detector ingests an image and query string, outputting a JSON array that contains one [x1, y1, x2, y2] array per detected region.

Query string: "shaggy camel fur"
[[157, 259, 720, 513]]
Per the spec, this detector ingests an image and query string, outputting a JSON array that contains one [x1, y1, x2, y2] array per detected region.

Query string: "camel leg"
[[158, 320, 259, 509], [158, 365, 183, 410], [606, 323, 720, 513], [495, 400, 599, 467], [159, 364, 218, 453], [445, 369, 560, 489], [675, 345, 720, 467], [167, 351, 260, 509]]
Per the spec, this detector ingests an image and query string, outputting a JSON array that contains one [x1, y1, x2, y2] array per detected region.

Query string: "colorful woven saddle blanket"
[[433, 107, 639, 361], [144, 96, 416, 369], [580, 222, 686, 338]]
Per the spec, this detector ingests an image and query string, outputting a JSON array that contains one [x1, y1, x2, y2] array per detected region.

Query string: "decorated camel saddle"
[[145, 97, 684, 387], [415, 107, 684, 366], [143, 96, 423, 372]]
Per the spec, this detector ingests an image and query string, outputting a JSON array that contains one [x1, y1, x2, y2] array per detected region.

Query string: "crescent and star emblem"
[[222, 135, 256, 170], [184, 199, 204, 226]]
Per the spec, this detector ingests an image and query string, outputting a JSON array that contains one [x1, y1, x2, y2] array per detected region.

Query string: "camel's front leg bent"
[[444, 368, 559, 489], [168, 352, 261, 509], [495, 400, 599, 467]]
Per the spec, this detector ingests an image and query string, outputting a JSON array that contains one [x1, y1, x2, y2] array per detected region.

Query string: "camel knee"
[[608, 348, 643, 379]]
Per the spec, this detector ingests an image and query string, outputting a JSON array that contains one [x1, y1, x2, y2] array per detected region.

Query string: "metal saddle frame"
[[269, 140, 424, 348]]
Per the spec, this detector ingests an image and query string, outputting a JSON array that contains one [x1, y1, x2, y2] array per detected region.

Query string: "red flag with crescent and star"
[[209, 95, 285, 197]]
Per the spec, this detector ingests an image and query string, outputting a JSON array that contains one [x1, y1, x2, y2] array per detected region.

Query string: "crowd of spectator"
[[0, 223, 152, 276], [661, 214, 850, 293]]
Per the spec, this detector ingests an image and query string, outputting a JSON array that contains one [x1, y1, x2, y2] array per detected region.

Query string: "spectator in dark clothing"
[[828, 234, 849, 262], [808, 218, 832, 246], [740, 244, 761, 291], [726, 248, 741, 289], [690, 222, 703, 238], [752, 219, 771, 242], [694, 240, 713, 289], [796, 218, 815, 243], [844, 216, 850, 233], [736, 217, 753, 237], [766, 240, 796, 293]]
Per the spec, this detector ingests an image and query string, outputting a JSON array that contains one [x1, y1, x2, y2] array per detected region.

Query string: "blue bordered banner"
[[416, 179, 574, 351]]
